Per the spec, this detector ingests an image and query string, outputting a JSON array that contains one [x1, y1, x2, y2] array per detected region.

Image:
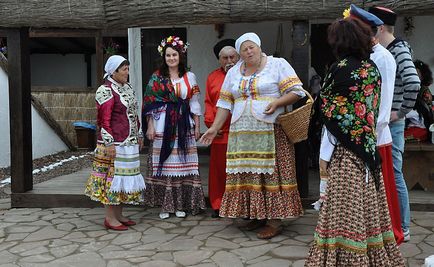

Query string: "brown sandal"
[[256, 225, 283, 239], [239, 220, 267, 231]]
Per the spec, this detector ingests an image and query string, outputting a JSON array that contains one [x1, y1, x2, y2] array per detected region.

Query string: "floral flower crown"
[[157, 36, 189, 56], [343, 7, 350, 19]]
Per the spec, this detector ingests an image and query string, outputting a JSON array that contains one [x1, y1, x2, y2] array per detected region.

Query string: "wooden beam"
[[291, 20, 310, 198], [29, 28, 99, 38], [7, 27, 33, 193], [95, 31, 103, 86], [30, 95, 75, 150], [31, 86, 95, 92]]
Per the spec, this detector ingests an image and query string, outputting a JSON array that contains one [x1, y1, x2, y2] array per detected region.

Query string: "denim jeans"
[[389, 119, 410, 232]]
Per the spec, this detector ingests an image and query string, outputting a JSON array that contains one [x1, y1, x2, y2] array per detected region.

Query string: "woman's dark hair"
[[159, 46, 187, 78], [414, 59, 433, 86], [327, 18, 373, 60]]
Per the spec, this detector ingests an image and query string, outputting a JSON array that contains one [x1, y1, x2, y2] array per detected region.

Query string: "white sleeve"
[[277, 58, 305, 97], [320, 127, 336, 162], [375, 52, 396, 145], [216, 69, 234, 112], [188, 72, 202, 116]]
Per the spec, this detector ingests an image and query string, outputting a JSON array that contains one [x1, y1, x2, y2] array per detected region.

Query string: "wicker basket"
[[277, 88, 314, 143]]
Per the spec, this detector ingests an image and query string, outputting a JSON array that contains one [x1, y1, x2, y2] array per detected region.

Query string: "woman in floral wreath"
[[305, 18, 404, 266], [142, 36, 205, 219]]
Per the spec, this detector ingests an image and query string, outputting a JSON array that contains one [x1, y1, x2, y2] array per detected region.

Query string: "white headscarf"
[[235, 32, 261, 54], [104, 55, 127, 79]]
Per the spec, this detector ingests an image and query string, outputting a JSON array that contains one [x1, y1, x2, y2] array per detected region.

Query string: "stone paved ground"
[[1, 207, 433, 267]]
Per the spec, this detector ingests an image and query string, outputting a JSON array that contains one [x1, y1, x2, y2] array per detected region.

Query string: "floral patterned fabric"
[[85, 144, 143, 205], [320, 56, 381, 170]]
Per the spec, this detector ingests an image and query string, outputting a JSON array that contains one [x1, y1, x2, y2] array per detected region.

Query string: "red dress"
[[204, 68, 231, 211]]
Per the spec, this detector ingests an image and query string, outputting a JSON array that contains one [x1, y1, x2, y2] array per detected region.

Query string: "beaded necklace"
[[238, 56, 263, 98]]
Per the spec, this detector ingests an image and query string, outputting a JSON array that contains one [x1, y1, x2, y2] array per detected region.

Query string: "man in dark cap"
[[348, 3, 404, 245], [369, 6, 421, 242], [204, 39, 239, 217]]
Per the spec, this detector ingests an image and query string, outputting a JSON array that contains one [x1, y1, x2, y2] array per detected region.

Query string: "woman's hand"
[[199, 127, 218, 145], [194, 127, 201, 141], [264, 101, 279, 115], [319, 159, 329, 175], [139, 136, 144, 151], [106, 144, 116, 158], [146, 124, 156, 141]]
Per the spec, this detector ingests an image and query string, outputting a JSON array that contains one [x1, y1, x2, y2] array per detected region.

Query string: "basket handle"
[[283, 87, 314, 112]]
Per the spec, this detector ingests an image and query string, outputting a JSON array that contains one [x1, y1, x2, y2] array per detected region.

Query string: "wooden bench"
[[403, 142, 434, 192]]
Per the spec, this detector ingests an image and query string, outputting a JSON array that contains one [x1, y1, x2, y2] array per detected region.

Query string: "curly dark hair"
[[159, 45, 187, 78], [327, 18, 373, 60], [414, 59, 433, 86]]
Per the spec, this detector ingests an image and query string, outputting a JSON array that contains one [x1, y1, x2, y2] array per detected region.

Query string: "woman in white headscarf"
[[85, 55, 145, 231], [200, 33, 304, 239]]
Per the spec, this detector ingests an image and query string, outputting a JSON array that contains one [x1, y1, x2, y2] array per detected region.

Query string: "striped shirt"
[[387, 38, 421, 119]]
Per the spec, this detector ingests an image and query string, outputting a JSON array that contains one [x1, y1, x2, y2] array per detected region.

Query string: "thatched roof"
[[0, 0, 433, 29]]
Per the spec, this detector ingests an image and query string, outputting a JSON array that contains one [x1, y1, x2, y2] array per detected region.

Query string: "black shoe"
[[211, 209, 220, 218]]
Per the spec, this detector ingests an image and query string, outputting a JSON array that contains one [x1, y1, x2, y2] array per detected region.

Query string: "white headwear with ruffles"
[[104, 55, 127, 79], [235, 32, 261, 54]]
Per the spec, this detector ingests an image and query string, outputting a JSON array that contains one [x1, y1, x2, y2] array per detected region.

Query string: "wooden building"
[[0, 0, 432, 207]]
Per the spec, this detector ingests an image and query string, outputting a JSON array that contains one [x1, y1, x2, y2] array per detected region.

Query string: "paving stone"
[[411, 225, 432, 235], [214, 227, 246, 239], [127, 256, 151, 263], [44, 252, 106, 267], [5, 208, 41, 215], [292, 259, 306, 267], [232, 238, 250, 243], [246, 256, 272, 264], [23, 226, 67, 242], [400, 242, 422, 258], [49, 239, 72, 247], [152, 222, 177, 229], [122, 242, 143, 249], [0, 229, 4, 238], [173, 250, 213, 265], [5, 226, 40, 233], [269, 235, 288, 242], [168, 227, 189, 234], [211, 251, 243, 267], [98, 233, 118, 241], [248, 259, 292, 267], [0, 264, 19, 267], [19, 254, 55, 263], [188, 225, 227, 236], [206, 237, 240, 249], [0, 222, 15, 229], [20, 246, 49, 257], [292, 216, 318, 226], [181, 221, 198, 227], [272, 245, 310, 259], [78, 209, 105, 216], [199, 219, 233, 226], [79, 241, 109, 252], [132, 241, 166, 251], [138, 260, 177, 267], [3, 215, 39, 223], [101, 250, 155, 260], [191, 264, 217, 267], [194, 232, 214, 241], [240, 240, 268, 247], [9, 241, 49, 254], [71, 220, 95, 229], [140, 234, 178, 244], [98, 245, 124, 252], [24, 220, 51, 226], [50, 244, 79, 258], [86, 230, 107, 238], [6, 233, 30, 241], [130, 223, 152, 232], [0, 250, 18, 264], [107, 260, 132, 267], [232, 244, 280, 261], [56, 223, 76, 231], [158, 239, 203, 251], [0, 242, 18, 252], [280, 239, 307, 246], [112, 232, 142, 245], [415, 242, 434, 259], [41, 213, 64, 221], [294, 234, 314, 243], [286, 224, 316, 235], [151, 252, 173, 261], [143, 227, 165, 235]]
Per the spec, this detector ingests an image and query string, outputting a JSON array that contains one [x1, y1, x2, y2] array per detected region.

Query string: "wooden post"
[[7, 27, 33, 193], [95, 30, 103, 86], [291, 20, 310, 198], [128, 28, 143, 117]]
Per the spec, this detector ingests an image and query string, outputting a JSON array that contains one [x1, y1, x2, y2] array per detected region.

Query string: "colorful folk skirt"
[[85, 144, 144, 205], [305, 145, 405, 267], [144, 132, 205, 215], [219, 107, 303, 219]]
